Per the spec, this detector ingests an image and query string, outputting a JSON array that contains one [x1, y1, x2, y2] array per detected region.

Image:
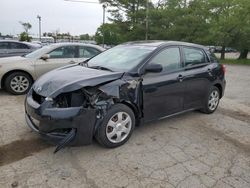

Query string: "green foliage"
[[19, 22, 32, 33], [19, 21, 32, 42], [19, 32, 32, 42], [95, 23, 126, 45], [221, 59, 250, 65], [80, 34, 90, 40], [96, 0, 249, 59]]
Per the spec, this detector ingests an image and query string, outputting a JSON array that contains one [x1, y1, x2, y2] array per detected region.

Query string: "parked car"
[[206, 46, 216, 53], [0, 40, 41, 58], [25, 41, 226, 152], [0, 43, 105, 94], [225, 47, 237, 53]]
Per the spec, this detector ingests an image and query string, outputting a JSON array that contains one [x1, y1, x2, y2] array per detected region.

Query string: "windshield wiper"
[[89, 66, 113, 72]]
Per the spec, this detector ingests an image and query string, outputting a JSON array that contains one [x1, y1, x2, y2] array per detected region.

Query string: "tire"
[[4, 72, 32, 95], [95, 104, 135, 148], [201, 86, 220, 114]]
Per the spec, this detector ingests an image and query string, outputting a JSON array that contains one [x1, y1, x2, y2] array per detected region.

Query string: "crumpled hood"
[[32, 64, 124, 97]]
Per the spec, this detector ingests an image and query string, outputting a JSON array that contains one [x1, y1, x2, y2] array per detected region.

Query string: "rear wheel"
[[5, 72, 32, 95], [201, 86, 220, 114], [95, 104, 135, 148]]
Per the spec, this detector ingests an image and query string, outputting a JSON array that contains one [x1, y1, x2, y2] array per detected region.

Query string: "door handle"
[[69, 60, 76, 64], [177, 74, 184, 82]]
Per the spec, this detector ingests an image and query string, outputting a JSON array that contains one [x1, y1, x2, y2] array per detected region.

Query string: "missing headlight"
[[54, 90, 87, 108]]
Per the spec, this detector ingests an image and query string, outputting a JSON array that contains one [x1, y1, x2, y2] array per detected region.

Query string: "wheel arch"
[[120, 100, 140, 119], [1, 70, 34, 88], [213, 83, 222, 98]]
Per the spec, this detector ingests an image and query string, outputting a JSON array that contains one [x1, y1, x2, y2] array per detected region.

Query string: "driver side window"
[[149, 47, 181, 72], [49, 46, 77, 59]]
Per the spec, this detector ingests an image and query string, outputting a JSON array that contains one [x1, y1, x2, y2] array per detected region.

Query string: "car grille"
[[32, 90, 45, 104]]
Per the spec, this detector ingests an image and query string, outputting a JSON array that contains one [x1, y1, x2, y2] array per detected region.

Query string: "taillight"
[[221, 64, 226, 74]]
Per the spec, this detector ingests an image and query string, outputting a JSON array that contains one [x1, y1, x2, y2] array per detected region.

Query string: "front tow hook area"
[[54, 129, 76, 153]]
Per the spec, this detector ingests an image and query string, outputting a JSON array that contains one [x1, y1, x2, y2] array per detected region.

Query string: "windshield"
[[24, 45, 52, 58], [88, 45, 156, 72]]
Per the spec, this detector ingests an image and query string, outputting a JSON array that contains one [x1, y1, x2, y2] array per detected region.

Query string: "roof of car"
[[48, 42, 105, 51], [0, 40, 41, 47], [122, 40, 206, 49]]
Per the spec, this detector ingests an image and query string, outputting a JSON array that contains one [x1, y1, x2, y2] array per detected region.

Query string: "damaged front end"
[[25, 65, 142, 152], [25, 88, 104, 152]]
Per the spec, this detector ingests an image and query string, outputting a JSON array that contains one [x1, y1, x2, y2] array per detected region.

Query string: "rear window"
[[183, 47, 206, 66], [206, 50, 218, 63]]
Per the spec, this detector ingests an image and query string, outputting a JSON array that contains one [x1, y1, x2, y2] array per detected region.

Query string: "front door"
[[142, 47, 185, 121], [34, 45, 78, 79]]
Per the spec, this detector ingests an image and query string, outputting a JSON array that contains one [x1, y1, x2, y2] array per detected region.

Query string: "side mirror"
[[40, 54, 50, 60], [145, 63, 163, 73]]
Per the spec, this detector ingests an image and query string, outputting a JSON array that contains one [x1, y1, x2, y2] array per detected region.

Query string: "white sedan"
[[0, 43, 105, 94]]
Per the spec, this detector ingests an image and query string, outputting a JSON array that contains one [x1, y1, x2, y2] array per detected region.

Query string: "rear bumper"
[[25, 91, 97, 146]]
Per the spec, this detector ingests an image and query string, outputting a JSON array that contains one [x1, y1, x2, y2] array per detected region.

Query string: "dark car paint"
[[25, 41, 226, 150], [32, 64, 124, 97]]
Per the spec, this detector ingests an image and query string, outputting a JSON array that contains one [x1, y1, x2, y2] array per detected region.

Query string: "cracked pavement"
[[0, 65, 250, 188]]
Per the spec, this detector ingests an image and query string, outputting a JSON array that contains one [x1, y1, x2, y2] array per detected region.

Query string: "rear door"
[[34, 45, 78, 78], [181, 47, 213, 110], [142, 47, 186, 121], [9, 42, 30, 56]]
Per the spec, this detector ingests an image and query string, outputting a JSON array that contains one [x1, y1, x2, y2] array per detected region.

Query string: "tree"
[[19, 22, 32, 42], [19, 22, 32, 33], [95, 0, 249, 60], [80, 34, 90, 40], [231, 0, 250, 59], [95, 23, 125, 45], [99, 0, 148, 41]]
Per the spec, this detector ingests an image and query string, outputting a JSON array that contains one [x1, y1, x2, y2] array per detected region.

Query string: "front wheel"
[[95, 104, 135, 148], [201, 86, 220, 114], [5, 72, 32, 95]]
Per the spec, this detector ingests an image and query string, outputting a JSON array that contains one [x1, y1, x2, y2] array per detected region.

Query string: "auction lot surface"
[[0, 65, 250, 188]]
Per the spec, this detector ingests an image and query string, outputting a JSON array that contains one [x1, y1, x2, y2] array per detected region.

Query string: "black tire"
[[201, 86, 220, 114], [4, 72, 32, 95], [95, 104, 135, 148]]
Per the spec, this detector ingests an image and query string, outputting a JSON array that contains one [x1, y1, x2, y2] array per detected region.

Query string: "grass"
[[220, 59, 250, 65]]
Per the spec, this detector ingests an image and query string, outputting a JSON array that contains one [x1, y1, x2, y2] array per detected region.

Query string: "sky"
[[0, 0, 106, 36]]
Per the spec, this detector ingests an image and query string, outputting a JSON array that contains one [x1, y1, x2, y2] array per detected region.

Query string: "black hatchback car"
[[25, 41, 226, 152]]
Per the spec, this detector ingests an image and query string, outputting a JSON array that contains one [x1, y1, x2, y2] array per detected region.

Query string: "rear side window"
[[79, 46, 100, 58], [0, 42, 9, 49], [10, 42, 29, 49], [206, 50, 218, 63], [183, 47, 206, 66], [49, 46, 77, 58]]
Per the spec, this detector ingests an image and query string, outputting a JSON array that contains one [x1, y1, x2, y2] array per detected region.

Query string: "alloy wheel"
[[208, 90, 219, 111], [10, 75, 30, 93]]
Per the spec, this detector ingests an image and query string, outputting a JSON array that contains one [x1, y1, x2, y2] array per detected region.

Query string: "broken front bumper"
[[25, 91, 97, 146]]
